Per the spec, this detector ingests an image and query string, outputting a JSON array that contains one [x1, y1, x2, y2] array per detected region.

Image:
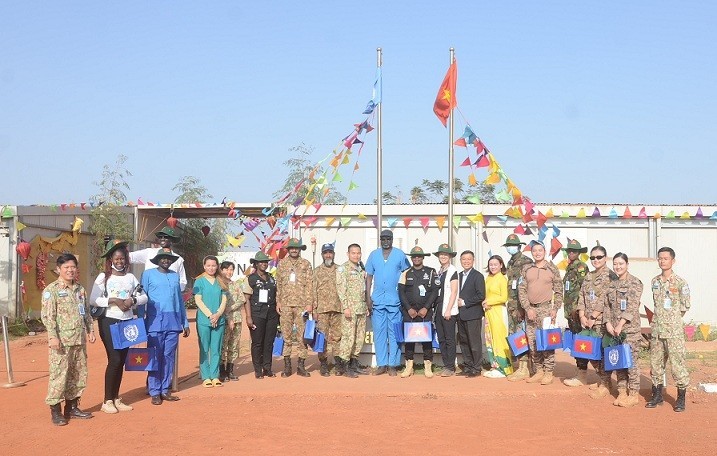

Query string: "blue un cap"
[[321, 243, 335, 253]]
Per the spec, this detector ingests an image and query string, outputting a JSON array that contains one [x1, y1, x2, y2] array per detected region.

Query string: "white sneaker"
[[101, 400, 118, 414], [482, 369, 506, 379], [114, 398, 133, 412]]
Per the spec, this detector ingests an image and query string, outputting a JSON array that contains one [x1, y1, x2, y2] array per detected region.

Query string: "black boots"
[[334, 356, 345, 376], [343, 358, 358, 378], [319, 359, 330, 377], [297, 358, 311, 377], [674, 387, 687, 412], [64, 398, 93, 419], [282, 357, 293, 377], [50, 403, 67, 426], [645, 384, 664, 408], [220, 363, 228, 382], [224, 363, 238, 381], [349, 358, 368, 375]]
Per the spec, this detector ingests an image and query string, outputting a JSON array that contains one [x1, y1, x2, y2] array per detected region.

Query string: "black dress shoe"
[[373, 366, 387, 376], [161, 393, 180, 402], [388, 367, 398, 377], [466, 371, 479, 378], [263, 369, 276, 378], [151, 395, 163, 405], [255, 372, 264, 379]]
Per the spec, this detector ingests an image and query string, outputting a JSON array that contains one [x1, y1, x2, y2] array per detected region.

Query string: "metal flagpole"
[[2, 315, 26, 388], [447, 48, 456, 248], [376, 47, 383, 246]]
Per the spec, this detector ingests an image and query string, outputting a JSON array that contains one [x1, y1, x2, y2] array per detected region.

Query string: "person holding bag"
[[604, 252, 643, 407], [194, 256, 227, 387], [90, 240, 147, 414]]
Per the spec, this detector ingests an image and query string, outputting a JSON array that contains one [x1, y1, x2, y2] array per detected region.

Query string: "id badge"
[[664, 298, 672, 309], [289, 272, 296, 283], [78, 304, 85, 316], [564, 281, 570, 291], [620, 299, 627, 311], [512, 280, 517, 290], [259, 289, 269, 303], [418, 285, 426, 297]]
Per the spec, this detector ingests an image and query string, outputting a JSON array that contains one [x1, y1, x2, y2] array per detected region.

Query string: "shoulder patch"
[[681, 285, 690, 295], [43, 291, 51, 300], [337, 266, 344, 273]]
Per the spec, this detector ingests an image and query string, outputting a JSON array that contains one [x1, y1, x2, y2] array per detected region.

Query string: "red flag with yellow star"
[[125, 347, 158, 371], [433, 60, 457, 126]]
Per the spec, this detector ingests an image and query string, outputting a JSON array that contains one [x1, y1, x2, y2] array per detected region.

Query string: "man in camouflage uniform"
[[276, 238, 314, 377], [518, 242, 564, 385], [313, 243, 343, 377], [336, 244, 368, 379], [220, 262, 246, 382], [41, 253, 96, 426], [503, 234, 534, 382], [561, 240, 590, 387], [646, 247, 691, 412]]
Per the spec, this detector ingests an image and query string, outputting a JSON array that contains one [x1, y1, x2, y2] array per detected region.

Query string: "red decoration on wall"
[[16, 240, 31, 260], [166, 216, 178, 228]]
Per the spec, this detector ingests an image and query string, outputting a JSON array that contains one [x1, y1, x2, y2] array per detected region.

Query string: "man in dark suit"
[[456, 250, 486, 378]]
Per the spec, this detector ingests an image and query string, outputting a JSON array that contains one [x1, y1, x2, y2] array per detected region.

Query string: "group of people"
[[40, 225, 693, 426]]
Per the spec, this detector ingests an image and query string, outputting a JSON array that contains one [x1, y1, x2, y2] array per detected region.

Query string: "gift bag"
[[536, 327, 563, 351], [404, 321, 432, 342], [603, 335, 633, 371], [393, 321, 405, 343], [432, 327, 440, 349], [507, 330, 529, 356], [272, 332, 284, 357], [571, 330, 602, 360], [303, 314, 316, 344], [125, 347, 158, 372], [562, 329, 574, 352], [110, 319, 148, 350], [310, 331, 326, 353]]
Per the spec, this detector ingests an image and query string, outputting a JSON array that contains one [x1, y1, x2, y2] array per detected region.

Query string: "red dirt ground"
[[2, 310, 715, 455]]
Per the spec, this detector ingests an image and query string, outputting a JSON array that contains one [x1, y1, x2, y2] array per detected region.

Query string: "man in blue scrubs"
[[366, 230, 410, 376]]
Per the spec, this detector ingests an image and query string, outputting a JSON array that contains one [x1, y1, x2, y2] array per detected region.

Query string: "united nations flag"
[[110, 319, 148, 349]]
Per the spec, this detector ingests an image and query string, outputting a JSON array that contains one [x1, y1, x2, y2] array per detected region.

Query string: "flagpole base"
[[3, 382, 26, 388]]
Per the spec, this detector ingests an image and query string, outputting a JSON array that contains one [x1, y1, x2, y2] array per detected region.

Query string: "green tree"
[[273, 143, 347, 205], [88, 155, 135, 274], [418, 178, 496, 204], [171, 176, 226, 282]]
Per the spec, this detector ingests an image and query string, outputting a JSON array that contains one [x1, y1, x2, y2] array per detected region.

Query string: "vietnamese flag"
[[516, 335, 528, 349], [574, 339, 593, 354], [550, 332, 562, 345], [126, 349, 151, 371], [433, 60, 458, 127]]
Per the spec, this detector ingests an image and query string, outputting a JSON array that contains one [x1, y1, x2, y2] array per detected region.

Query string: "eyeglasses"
[[589, 255, 606, 260]]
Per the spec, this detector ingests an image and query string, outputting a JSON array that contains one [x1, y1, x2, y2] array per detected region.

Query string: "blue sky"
[[2, 1, 715, 206]]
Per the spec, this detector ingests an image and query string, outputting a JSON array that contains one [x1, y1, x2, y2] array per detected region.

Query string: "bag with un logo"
[[603, 343, 633, 371], [110, 319, 148, 349]]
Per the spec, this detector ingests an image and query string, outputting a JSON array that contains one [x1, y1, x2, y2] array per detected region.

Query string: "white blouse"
[[90, 273, 148, 320]]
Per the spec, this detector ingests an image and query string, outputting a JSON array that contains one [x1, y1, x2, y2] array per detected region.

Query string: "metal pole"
[[447, 48, 456, 249], [376, 47, 383, 246], [2, 315, 26, 388]]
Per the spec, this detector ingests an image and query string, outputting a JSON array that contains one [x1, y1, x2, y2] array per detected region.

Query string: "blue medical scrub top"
[[366, 247, 410, 308]]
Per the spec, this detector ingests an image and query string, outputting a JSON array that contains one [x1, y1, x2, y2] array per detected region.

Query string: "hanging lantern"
[[21, 263, 31, 274], [167, 216, 178, 229], [16, 240, 31, 260], [201, 225, 210, 237]]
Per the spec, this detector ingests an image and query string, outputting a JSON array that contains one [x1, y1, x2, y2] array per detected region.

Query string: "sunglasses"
[[589, 255, 606, 260]]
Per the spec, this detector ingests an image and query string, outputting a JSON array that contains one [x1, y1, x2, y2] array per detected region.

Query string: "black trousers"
[[457, 317, 483, 372], [402, 312, 434, 361], [434, 301, 457, 369], [98, 316, 129, 401], [250, 311, 279, 373]]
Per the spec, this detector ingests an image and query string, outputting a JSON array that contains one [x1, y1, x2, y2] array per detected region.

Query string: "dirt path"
[[2, 315, 715, 455]]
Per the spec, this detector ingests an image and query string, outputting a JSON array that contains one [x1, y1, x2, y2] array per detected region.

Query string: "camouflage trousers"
[[221, 320, 242, 364], [339, 313, 366, 361], [280, 306, 308, 358], [614, 334, 642, 392], [316, 311, 342, 362], [525, 304, 555, 373], [46, 344, 87, 406], [650, 336, 689, 388], [507, 298, 524, 335]]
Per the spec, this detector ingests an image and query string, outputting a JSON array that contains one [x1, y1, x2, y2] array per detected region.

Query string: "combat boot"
[[400, 360, 414, 378], [334, 356, 345, 376], [281, 356, 293, 377], [424, 360, 434, 378], [613, 387, 627, 406], [50, 403, 67, 426], [645, 384, 664, 408], [619, 390, 640, 408], [296, 358, 311, 377], [673, 387, 686, 412], [219, 363, 227, 382], [319, 359, 330, 377], [227, 363, 238, 381], [526, 371, 544, 384], [64, 398, 93, 419], [350, 358, 369, 375], [507, 359, 529, 382], [343, 358, 358, 378], [563, 369, 588, 387], [589, 384, 610, 400], [540, 372, 554, 385]]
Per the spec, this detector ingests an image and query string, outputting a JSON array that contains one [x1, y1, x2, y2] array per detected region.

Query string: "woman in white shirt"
[[432, 244, 459, 377], [90, 240, 147, 414]]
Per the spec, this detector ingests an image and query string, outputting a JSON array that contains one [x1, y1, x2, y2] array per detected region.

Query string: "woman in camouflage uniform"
[[219, 261, 246, 382]]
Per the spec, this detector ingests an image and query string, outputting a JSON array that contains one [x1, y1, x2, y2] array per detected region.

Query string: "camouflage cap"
[[502, 234, 526, 247]]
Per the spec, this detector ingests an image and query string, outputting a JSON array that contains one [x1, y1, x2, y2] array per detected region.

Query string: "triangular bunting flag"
[[576, 208, 587, 218], [460, 157, 472, 166], [403, 217, 412, 228], [454, 138, 467, 147], [332, 172, 343, 182], [465, 194, 481, 205], [325, 217, 336, 227], [419, 217, 430, 231], [386, 217, 398, 228], [638, 207, 647, 218], [545, 208, 554, 218], [550, 238, 563, 259], [357, 213, 368, 221], [623, 206, 632, 218], [468, 173, 477, 186], [348, 181, 359, 191], [340, 217, 352, 227], [666, 210, 675, 219], [680, 212, 690, 219], [514, 225, 526, 235], [608, 207, 618, 219], [592, 207, 601, 217], [436, 216, 446, 231], [453, 215, 462, 227], [475, 154, 490, 168], [696, 207, 704, 218]]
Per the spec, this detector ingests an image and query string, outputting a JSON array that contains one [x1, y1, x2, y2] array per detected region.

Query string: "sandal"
[[202, 379, 213, 388], [212, 378, 223, 387]]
